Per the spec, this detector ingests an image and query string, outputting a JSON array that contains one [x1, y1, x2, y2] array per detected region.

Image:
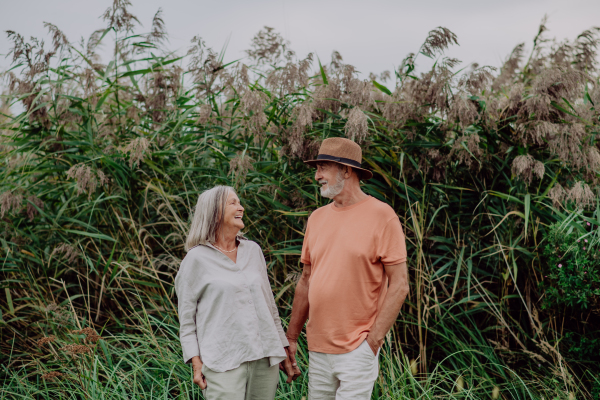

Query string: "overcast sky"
[[1, 0, 600, 78]]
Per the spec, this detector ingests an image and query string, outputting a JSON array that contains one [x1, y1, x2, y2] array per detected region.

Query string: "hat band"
[[316, 154, 362, 168]]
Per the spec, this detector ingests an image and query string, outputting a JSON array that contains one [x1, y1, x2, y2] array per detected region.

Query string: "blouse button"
[[248, 300, 252, 304]]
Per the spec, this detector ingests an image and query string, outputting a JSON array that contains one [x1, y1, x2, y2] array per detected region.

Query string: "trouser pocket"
[[360, 339, 378, 361]]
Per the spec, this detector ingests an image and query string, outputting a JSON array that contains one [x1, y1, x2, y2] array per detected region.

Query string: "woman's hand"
[[191, 356, 207, 389]]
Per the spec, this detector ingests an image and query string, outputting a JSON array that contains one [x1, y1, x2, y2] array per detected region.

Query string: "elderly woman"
[[175, 185, 293, 399]]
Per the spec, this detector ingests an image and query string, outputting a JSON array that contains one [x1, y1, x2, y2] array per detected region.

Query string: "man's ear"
[[345, 165, 354, 179]]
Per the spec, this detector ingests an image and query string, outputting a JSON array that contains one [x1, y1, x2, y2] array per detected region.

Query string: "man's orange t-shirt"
[[301, 195, 407, 354]]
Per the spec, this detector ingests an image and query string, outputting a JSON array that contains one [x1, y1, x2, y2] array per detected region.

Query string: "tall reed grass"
[[1, 1, 599, 398]]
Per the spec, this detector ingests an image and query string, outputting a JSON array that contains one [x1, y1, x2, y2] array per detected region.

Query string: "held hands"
[[279, 340, 302, 383], [191, 356, 207, 390]]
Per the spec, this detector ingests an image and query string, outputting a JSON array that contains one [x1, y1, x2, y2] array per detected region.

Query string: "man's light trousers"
[[308, 340, 379, 400]]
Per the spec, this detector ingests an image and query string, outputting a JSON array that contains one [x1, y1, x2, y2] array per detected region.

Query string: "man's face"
[[315, 162, 345, 199]]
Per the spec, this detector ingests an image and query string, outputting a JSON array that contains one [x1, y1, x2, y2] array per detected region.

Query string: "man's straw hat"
[[304, 137, 373, 180]]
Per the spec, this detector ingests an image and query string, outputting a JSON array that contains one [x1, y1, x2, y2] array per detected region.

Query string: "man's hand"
[[365, 335, 380, 356], [287, 341, 302, 380], [279, 348, 295, 383], [283, 262, 310, 383], [191, 356, 207, 389], [366, 261, 409, 358], [280, 340, 301, 383]]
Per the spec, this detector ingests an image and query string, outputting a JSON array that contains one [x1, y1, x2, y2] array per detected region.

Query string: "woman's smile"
[[224, 192, 245, 230]]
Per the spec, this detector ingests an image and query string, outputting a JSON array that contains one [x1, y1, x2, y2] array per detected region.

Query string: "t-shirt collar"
[[329, 195, 372, 212]]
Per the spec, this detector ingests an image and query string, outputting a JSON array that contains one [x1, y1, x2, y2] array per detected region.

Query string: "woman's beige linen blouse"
[[175, 239, 289, 373]]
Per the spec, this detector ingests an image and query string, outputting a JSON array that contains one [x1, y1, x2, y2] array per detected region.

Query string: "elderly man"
[[283, 137, 410, 399]]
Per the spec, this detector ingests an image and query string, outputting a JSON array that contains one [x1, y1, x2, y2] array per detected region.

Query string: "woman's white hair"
[[185, 185, 241, 251]]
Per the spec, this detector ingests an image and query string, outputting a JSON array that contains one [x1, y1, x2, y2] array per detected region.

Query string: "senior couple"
[[175, 137, 410, 400]]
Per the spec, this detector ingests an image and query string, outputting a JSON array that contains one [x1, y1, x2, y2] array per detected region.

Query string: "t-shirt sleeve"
[[378, 215, 407, 266], [300, 218, 312, 265]]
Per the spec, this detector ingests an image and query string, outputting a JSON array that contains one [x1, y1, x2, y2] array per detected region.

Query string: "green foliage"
[[541, 217, 600, 310], [592, 379, 600, 400], [0, 312, 576, 400], [563, 332, 600, 364], [1, 2, 600, 398]]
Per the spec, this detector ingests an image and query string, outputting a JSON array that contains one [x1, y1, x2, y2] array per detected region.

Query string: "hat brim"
[[304, 159, 373, 180]]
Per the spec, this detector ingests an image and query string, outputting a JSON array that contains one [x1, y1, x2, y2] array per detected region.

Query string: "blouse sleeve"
[[258, 245, 290, 348], [175, 259, 202, 364]]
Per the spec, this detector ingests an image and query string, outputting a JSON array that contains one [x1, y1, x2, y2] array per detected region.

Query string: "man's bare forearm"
[[286, 265, 311, 341], [367, 262, 409, 349]]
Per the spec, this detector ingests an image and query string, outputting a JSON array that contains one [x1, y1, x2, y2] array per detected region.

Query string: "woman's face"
[[222, 191, 245, 231]]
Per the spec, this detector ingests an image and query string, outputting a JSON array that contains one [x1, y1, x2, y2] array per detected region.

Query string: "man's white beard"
[[319, 171, 345, 199]]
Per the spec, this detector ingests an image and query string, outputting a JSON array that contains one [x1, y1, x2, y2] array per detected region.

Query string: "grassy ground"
[[1, 312, 577, 400]]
